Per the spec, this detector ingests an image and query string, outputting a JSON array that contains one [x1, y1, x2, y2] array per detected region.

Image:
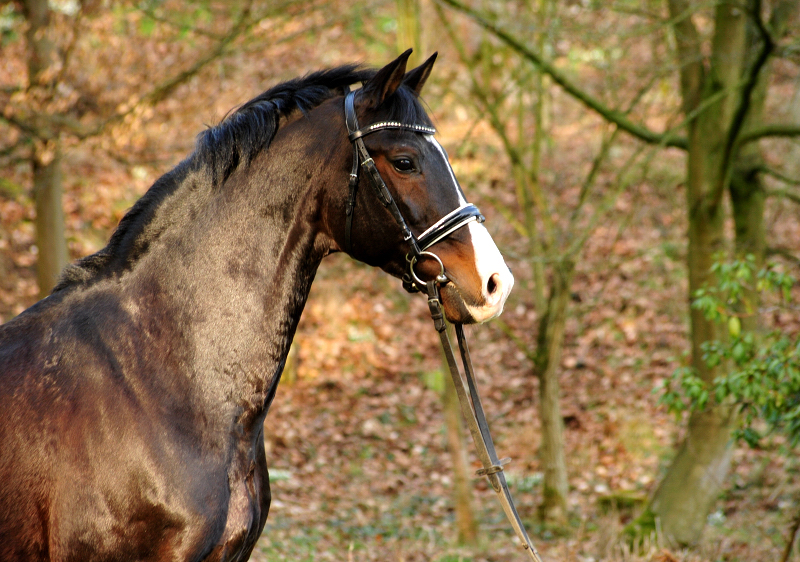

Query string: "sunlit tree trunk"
[[534, 262, 572, 523], [33, 147, 68, 296], [396, 0, 422, 64], [23, 0, 68, 296]]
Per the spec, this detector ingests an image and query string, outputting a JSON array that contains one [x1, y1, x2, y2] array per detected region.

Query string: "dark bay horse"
[[0, 51, 513, 561]]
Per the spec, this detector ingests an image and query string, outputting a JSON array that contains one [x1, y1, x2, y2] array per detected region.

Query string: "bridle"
[[343, 89, 543, 562], [343, 89, 484, 293]]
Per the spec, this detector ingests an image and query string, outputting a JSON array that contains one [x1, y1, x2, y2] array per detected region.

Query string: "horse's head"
[[326, 50, 513, 324]]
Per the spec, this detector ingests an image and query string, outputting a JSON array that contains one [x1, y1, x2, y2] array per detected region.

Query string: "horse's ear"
[[361, 49, 413, 107], [403, 52, 437, 96]]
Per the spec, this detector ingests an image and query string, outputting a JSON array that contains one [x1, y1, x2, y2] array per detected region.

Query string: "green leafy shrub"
[[659, 255, 800, 447]]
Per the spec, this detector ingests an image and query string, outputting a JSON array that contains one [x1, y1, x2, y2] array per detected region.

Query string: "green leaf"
[[728, 316, 741, 338]]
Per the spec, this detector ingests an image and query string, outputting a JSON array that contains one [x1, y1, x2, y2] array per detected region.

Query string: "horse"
[[0, 50, 513, 562]]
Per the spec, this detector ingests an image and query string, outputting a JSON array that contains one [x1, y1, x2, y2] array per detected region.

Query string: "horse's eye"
[[393, 157, 415, 173]]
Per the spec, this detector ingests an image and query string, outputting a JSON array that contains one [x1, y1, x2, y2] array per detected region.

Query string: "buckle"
[[476, 457, 511, 476]]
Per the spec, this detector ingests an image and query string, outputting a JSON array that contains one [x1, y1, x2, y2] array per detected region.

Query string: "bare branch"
[[1, 112, 38, 138], [4, 1, 261, 142], [137, 7, 226, 40], [766, 187, 800, 205], [0, 136, 29, 159], [433, 0, 553, 242], [436, 0, 688, 150], [737, 123, 800, 146], [759, 165, 800, 186], [767, 246, 800, 267], [569, 71, 668, 227], [53, 1, 85, 93], [667, 0, 705, 113]]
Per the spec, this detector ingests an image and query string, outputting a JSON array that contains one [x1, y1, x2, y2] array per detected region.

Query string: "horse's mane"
[[52, 63, 430, 293], [199, 64, 369, 186]]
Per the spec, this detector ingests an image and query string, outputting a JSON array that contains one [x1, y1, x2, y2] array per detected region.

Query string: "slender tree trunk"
[[442, 348, 479, 545], [534, 263, 572, 523], [23, 0, 69, 296], [730, 0, 795, 272], [396, 0, 422, 64], [643, 0, 749, 545], [526, 0, 570, 524], [33, 147, 68, 296]]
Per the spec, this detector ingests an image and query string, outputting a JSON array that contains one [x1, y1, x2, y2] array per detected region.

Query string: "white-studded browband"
[[348, 121, 436, 142]]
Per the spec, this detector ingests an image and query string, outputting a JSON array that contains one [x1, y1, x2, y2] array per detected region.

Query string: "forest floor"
[[2, 25, 799, 562]]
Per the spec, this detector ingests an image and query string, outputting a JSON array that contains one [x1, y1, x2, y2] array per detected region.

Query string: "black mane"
[[199, 64, 370, 186], [52, 63, 430, 293]]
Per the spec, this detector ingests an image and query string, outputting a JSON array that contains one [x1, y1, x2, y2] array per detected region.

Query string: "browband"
[[348, 121, 436, 141]]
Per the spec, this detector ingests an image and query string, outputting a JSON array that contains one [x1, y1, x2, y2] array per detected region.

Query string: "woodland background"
[[1, 0, 800, 561]]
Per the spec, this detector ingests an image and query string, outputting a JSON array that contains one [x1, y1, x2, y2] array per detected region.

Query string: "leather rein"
[[343, 89, 543, 562]]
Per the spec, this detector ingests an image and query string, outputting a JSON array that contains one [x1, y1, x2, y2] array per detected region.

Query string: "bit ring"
[[408, 251, 448, 287]]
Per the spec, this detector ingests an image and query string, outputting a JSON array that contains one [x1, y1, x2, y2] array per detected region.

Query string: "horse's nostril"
[[487, 273, 500, 296]]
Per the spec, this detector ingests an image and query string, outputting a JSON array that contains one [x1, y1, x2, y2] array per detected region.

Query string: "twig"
[[767, 247, 800, 267], [767, 188, 800, 205], [737, 123, 800, 146], [5, 1, 260, 142], [53, 2, 85, 93], [781, 509, 800, 562], [435, 0, 688, 149], [760, 166, 800, 187]]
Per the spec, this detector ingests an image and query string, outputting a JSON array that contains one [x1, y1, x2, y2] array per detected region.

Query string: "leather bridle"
[[343, 89, 543, 562], [343, 89, 484, 293]]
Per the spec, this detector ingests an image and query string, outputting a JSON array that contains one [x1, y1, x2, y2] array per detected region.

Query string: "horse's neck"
[[125, 138, 332, 416]]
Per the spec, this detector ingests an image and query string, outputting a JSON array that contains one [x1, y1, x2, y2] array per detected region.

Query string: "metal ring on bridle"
[[408, 251, 448, 287]]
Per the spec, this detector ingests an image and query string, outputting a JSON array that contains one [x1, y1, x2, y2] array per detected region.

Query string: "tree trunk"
[[647, 405, 736, 544], [645, 121, 738, 546], [23, 0, 69, 296], [33, 147, 68, 296], [396, 0, 422, 65], [730, 0, 795, 274], [534, 263, 572, 523], [441, 349, 479, 545], [643, 0, 749, 546]]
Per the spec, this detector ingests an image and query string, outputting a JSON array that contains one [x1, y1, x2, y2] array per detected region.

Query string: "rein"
[[425, 281, 543, 562], [344, 90, 543, 562]]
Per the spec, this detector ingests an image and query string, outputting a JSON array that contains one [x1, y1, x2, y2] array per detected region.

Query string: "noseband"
[[343, 90, 484, 293], [340, 89, 544, 562]]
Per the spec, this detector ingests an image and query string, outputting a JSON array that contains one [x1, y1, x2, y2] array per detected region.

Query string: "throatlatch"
[[342, 87, 543, 561]]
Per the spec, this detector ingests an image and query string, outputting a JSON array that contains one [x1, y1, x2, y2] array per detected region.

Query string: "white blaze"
[[425, 136, 514, 323], [465, 221, 514, 322]]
